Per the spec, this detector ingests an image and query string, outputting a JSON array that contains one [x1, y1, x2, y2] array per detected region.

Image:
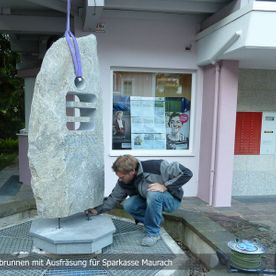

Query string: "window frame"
[[109, 67, 196, 157]]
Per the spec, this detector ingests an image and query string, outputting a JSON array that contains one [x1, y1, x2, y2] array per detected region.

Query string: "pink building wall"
[[18, 12, 240, 207], [198, 61, 239, 207], [93, 13, 203, 197], [213, 61, 239, 206], [21, 13, 204, 197], [18, 133, 31, 185], [198, 65, 216, 203]]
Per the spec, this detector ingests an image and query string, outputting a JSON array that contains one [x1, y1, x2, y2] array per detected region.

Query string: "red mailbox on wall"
[[234, 112, 262, 155]]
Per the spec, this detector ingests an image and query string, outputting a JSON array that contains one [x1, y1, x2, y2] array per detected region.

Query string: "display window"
[[111, 69, 195, 156]]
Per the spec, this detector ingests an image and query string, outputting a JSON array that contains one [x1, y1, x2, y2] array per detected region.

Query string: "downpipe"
[[208, 63, 221, 206]]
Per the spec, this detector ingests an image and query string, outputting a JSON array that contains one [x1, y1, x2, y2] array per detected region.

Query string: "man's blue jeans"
[[122, 191, 181, 236]]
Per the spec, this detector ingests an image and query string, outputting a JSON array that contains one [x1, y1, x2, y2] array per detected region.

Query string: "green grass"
[[0, 138, 18, 153], [0, 153, 17, 171]]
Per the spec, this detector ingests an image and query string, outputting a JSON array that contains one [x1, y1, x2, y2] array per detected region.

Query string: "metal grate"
[[45, 268, 108, 275], [0, 221, 32, 238], [104, 231, 172, 254], [0, 269, 47, 276], [108, 269, 158, 276], [0, 218, 177, 276], [0, 237, 33, 254], [112, 218, 144, 234]]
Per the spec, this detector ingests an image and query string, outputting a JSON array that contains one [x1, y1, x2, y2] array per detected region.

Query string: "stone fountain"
[[28, 34, 115, 254]]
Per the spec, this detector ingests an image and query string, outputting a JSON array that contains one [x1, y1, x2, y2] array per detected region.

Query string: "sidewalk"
[[168, 196, 276, 274], [0, 162, 36, 228]]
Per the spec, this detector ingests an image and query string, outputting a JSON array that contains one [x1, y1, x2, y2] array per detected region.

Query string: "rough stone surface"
[[28, 35, 104, 218]]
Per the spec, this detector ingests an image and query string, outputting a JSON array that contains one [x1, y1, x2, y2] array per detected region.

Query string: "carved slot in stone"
[[66, 92, 96, 131]]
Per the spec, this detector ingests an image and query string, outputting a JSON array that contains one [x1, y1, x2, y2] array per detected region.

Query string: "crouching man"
[[86, 154, 192, 246]]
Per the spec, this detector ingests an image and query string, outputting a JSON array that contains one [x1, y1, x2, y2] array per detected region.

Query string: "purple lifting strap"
[[64, 0, 82, 78]]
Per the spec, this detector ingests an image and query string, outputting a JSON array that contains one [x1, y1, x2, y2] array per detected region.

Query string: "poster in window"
[[132, 133, 166, 149], [165, 97, 190, 150], [130, 96, 166, 150], [112, 95, 131, 149]]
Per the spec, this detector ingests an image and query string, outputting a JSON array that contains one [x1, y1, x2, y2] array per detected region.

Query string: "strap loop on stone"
[[64, 0, 84, 88]]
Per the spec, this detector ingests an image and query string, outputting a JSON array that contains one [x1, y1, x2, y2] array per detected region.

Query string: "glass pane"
[[112, 71, 192, 151]]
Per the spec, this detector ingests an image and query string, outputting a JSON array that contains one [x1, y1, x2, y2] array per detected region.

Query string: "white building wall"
[[90, 12, 203, 196], [233, 69, 276, 195]]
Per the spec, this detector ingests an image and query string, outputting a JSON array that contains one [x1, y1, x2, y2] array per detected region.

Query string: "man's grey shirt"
[[95, 159, 193, 214]]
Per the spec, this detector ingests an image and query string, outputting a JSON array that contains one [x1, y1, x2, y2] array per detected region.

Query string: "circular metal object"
[[228, 239, 265, 254], [74, 76, 85, 90], [228, 239, 266, 271]]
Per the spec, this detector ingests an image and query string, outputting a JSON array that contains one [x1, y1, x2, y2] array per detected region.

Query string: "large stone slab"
[[28, 35, 104, 218]]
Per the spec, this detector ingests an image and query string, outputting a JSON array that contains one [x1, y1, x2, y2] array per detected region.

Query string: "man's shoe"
[[141, 235, 160, 246], [134, 219, 143, 225]]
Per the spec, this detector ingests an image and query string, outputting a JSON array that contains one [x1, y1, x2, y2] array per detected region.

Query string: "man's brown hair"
[[112, 155, 138, 174]]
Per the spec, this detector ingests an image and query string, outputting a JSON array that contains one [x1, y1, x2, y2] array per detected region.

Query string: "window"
[[122, 80, 133, 96], [111, 69, 195, 156]]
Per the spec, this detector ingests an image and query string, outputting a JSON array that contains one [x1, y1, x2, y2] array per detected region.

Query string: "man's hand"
[[147, 183, 167, 192], [85, 208, 98, 216]]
